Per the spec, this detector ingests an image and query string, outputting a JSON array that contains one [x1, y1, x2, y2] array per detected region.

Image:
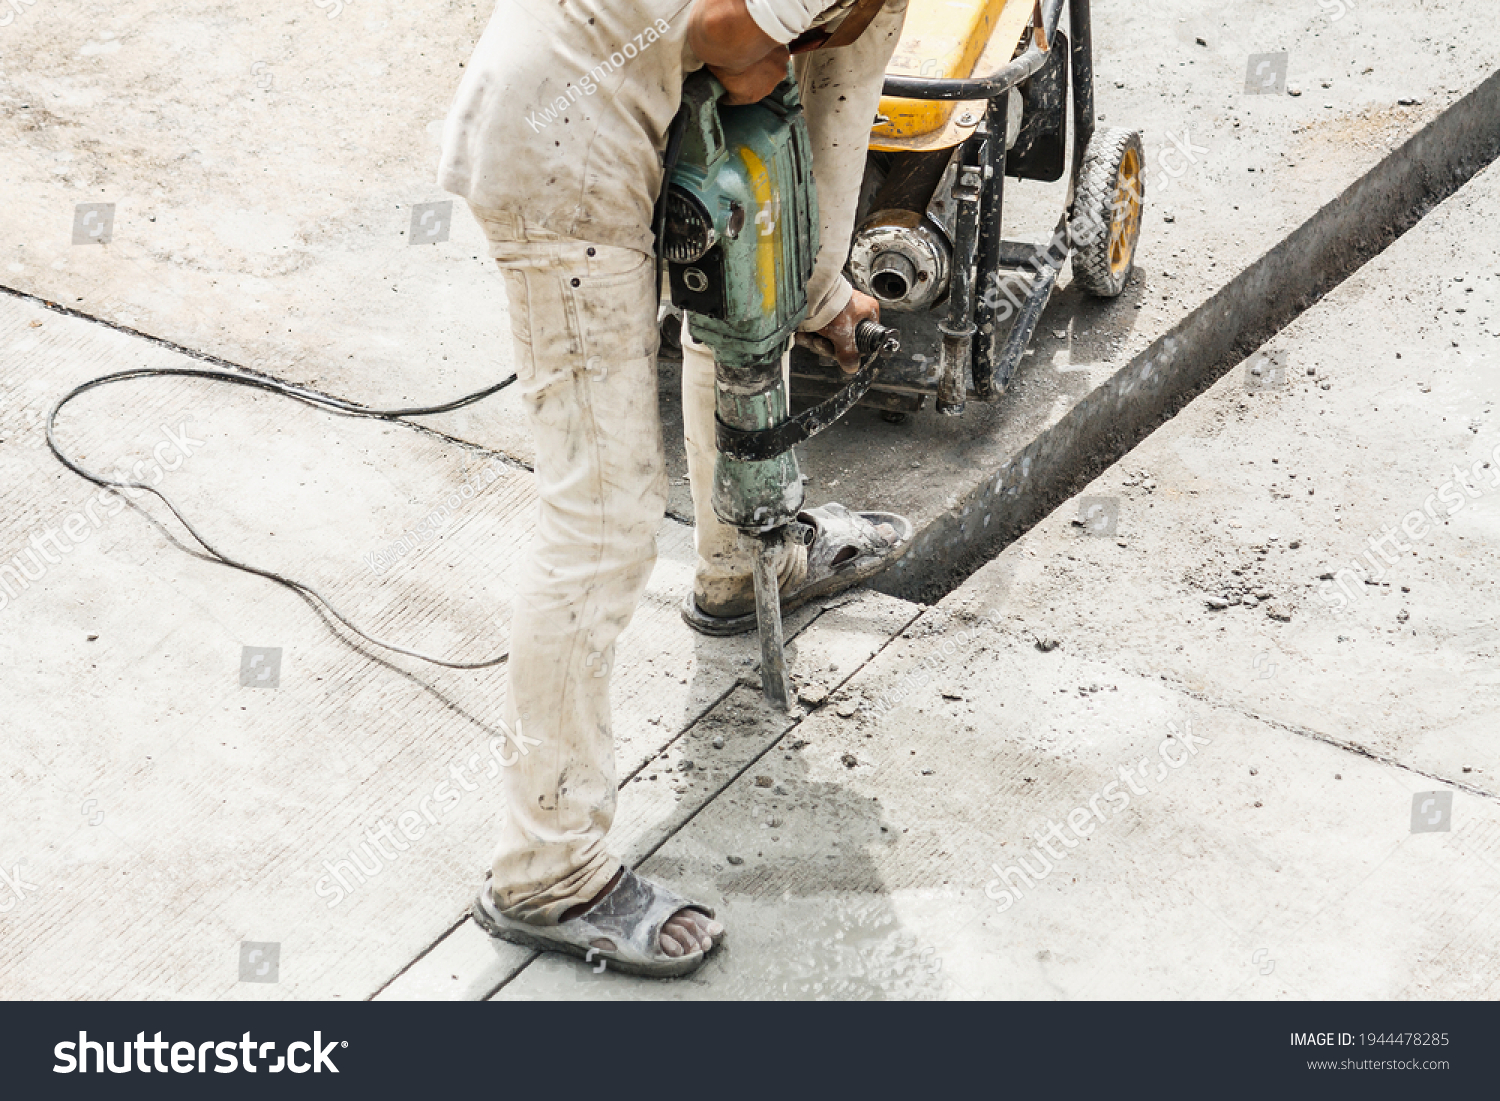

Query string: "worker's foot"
[[472, 868, 724, 978], [682, 503, 914, 637], [561, 867, 722, 958]]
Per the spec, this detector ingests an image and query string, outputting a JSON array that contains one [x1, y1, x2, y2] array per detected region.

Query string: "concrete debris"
[[797, 682, 830, 707]]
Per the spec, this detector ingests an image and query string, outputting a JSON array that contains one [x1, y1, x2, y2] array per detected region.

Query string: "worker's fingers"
[[815, 289, 882, 375], [835, 335, 861, 374], [795, 331, 838, 359]]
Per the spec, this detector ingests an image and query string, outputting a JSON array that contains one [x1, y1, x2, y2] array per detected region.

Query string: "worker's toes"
[[659, 909, 721, 956], [659, 916, 694, 957]]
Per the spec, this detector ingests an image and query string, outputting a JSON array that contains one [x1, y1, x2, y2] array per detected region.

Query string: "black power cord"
[[47, 366, 518, 670]]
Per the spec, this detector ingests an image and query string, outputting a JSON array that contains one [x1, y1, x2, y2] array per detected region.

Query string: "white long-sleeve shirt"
[[437, 0, 901, 329], [746, 0, 857, 43], [437, 0, 862, 255]]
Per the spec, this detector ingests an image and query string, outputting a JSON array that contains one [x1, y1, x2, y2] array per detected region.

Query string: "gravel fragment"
[[797, 682, 830, 707]]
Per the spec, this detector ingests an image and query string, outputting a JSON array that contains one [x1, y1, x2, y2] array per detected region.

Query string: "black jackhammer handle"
[[855, 319, 900, 356], [717, 321, 901, 463]]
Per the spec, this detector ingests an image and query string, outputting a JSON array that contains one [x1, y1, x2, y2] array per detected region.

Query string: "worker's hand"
[[815, 289, 881, 375], [689, 0, 790, 104], [708, 47, 791, 104]]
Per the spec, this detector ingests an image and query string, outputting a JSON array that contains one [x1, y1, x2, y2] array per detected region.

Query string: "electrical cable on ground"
[[47, 365, 518, 670]]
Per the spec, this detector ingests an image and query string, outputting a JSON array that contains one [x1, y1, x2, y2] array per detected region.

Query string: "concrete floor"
[[0, 0, 1497, 999]]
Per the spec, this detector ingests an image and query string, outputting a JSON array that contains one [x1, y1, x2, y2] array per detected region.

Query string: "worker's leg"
[[477, 214, 666, 924], [680, 333, 807, 617]]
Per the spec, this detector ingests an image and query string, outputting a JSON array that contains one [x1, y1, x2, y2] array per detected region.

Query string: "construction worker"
[[439, 0, 911, 977]]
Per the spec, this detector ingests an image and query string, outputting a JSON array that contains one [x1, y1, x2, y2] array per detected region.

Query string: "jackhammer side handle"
[[855, 319, 900, 357], [715, 323, 901, 463], [796, 319, 900, 361]]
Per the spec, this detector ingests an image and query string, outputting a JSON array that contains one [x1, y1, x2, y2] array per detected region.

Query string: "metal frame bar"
[[935, 133, 985, 414], [971, 99, 1008, 401], [880, 0, 1067, 101], [1066, 0, 1095, 210]]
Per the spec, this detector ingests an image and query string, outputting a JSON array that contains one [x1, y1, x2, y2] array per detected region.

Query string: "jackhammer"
[[660, 68, 899, 710]]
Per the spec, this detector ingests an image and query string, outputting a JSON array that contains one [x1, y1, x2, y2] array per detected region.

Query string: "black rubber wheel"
[[1070, 127, 1145, 298]]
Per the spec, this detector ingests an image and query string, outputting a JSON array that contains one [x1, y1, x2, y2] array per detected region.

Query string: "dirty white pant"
[[475, 220, 799, 924], [476, 5, 904, 923]]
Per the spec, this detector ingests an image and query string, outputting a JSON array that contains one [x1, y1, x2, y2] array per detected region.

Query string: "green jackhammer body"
[[662, 69, 896, 709]]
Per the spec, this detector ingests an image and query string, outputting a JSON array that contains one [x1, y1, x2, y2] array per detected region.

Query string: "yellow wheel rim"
[[1109, 145, 1143, 278]]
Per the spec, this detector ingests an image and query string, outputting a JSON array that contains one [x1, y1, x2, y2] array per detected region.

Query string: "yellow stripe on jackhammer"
[[738, 145, 778, 316]]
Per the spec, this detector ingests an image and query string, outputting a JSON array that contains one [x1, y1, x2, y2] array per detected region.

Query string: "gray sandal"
[[472, 868, 719, 979], [682, 503, 914, 637]]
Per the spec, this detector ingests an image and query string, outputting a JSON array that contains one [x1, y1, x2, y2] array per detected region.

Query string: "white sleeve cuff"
[[801, 273, 853, 334], [743, 0, 826, 44]]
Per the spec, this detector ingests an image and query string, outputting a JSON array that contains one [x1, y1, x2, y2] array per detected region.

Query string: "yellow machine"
[[800, 0, 1145, 417]]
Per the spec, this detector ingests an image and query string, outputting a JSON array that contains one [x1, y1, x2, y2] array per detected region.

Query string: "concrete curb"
[[879, 66, 1500, 604]]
